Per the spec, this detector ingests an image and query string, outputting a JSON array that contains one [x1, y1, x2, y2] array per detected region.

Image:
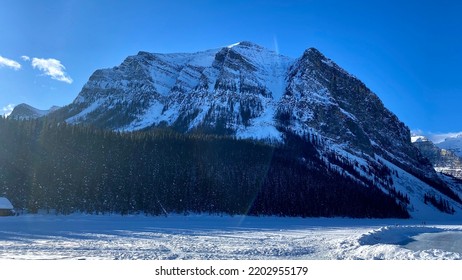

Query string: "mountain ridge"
[[52, 42, 414, 151]]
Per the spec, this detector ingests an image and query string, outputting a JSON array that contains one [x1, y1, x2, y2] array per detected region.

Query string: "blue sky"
[[1, 0, 461, 136]]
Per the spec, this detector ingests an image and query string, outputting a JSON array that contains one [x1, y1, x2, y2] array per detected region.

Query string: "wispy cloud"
[[0, 56, 21, 70], [2, 104, 15, 117], [412, 129, 462, 143], [31, 57, 73, 84], [21, 55, 30, 61]]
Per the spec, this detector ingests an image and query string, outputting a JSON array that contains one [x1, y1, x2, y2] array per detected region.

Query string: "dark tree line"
[[0, 117, 409, 218], [424, 193, 455, 214]]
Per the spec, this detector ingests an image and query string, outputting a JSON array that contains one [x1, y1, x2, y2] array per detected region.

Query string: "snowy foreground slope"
[[1, 214, 461, 260]]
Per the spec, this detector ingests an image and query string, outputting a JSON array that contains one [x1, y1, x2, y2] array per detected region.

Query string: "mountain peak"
[[301, 47, 338, 68], [301, 47, 325, 60], [304, 47, 323, 55], [14, 103, 34, 110], [227, 41, 262, 49], [411, 135, 429, 143], [8, 103, 60, 120], [136, 50, 156, 58]]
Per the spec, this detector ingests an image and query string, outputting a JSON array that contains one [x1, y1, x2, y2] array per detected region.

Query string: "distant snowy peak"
[[411, 135, 429, 143], [8, 103, 60, 120], [413, 136, 462, 180], [437, 134, 462, 158]]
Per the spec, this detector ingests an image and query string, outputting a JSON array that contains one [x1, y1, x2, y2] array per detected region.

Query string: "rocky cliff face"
[[45, 41, 462, 219], [278, 48, 418, 163]]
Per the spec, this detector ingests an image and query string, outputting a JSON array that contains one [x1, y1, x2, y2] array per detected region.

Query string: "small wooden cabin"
[[0, 197, 14, 216]]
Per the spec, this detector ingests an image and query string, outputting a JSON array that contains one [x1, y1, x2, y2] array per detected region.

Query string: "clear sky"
[[1, 0, 461, 136]]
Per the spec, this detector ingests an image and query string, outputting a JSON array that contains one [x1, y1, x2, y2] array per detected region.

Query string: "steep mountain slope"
[[8, 103, 60, 120], [277, 48, 420, 165], [45, 41, 462, 219]]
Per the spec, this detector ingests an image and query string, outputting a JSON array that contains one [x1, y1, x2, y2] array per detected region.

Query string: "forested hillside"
[[0, 117, 409, 218]]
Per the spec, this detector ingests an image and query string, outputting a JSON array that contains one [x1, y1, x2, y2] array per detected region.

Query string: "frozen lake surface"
[[404, 231, 462, 254], [0, 214, 461, 260]]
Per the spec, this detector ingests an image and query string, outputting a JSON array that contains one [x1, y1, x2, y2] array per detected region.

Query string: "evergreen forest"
[[0, 117, 409, 218]]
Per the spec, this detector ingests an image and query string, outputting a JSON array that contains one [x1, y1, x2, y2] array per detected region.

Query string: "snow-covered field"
[[0, 214, 461, 260]]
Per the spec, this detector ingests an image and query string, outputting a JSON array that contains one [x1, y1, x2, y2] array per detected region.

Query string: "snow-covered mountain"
[[46, 41, 462, 219], [55, 42, 293, 139], [412, 135, 462, 179], [9, 103, 60, 120], [437, 134, 462, 158], [54, 42, 417, 159]]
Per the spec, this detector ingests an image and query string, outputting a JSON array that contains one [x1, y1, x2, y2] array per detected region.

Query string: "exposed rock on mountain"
[[53, 42, 419, 163]]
